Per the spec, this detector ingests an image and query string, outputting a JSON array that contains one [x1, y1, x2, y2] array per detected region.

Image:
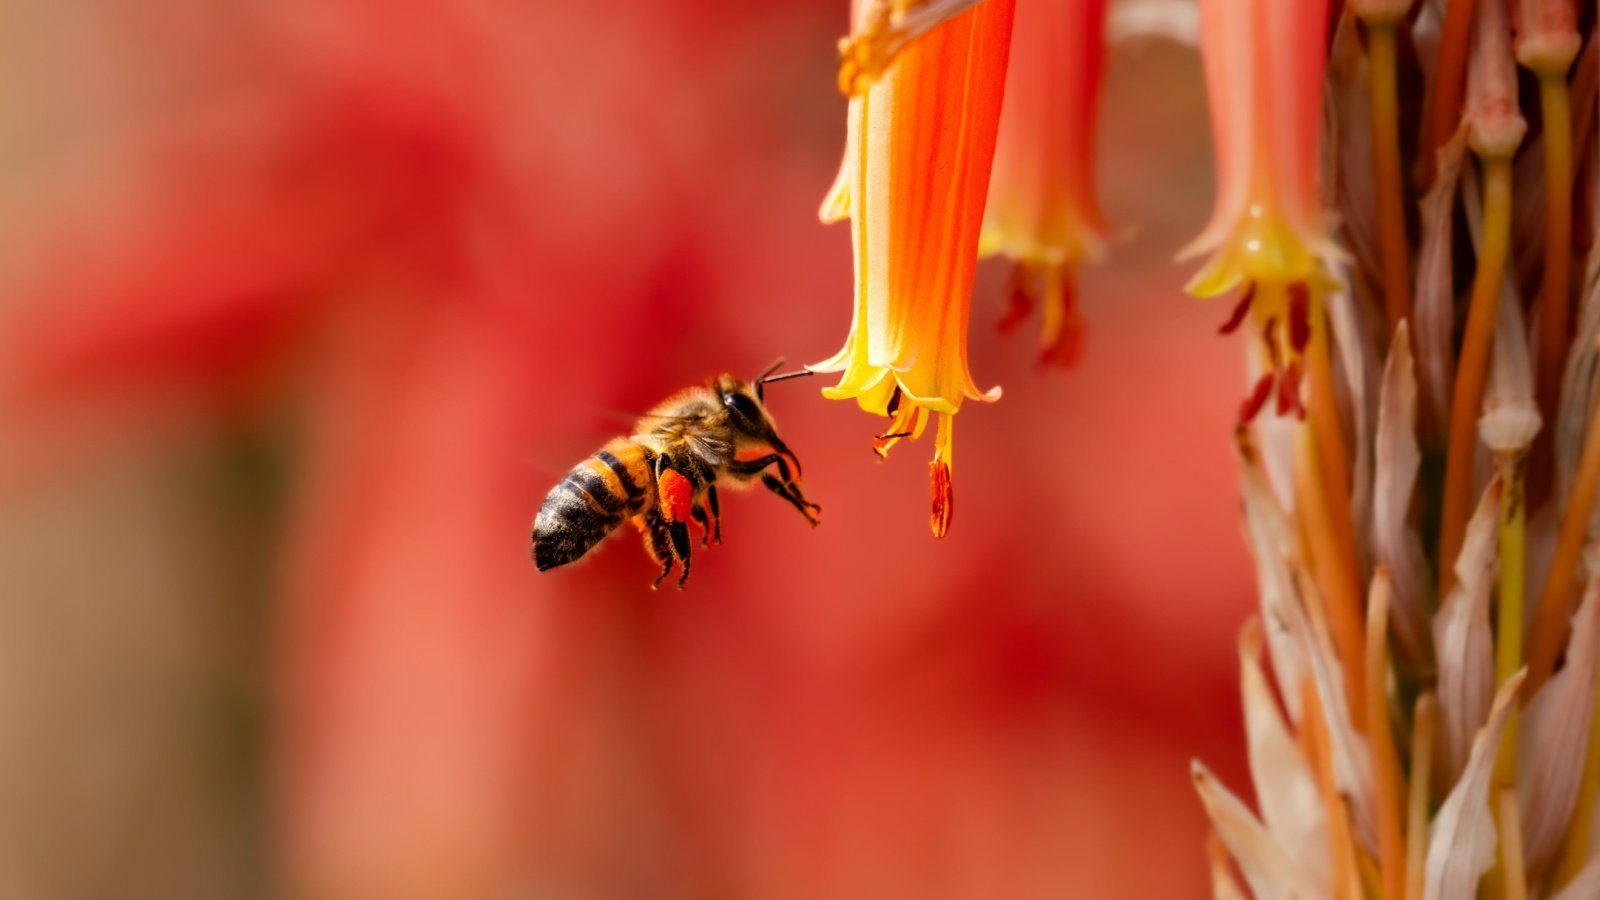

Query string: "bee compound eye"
[[725, 391, 761, 425]]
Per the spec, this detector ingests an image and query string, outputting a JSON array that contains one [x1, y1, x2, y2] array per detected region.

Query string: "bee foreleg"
[[761, 473, 821, 526], [728, 453, 784, 476], [638, 513, 675, 589]]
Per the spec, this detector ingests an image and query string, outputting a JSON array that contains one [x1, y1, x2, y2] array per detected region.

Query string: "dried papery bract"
[[812, 0, 1013, 537], [980, 0, 1109, 368], [1187, 0, 1600, 895]]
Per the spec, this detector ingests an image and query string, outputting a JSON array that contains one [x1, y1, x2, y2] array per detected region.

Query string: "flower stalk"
[[1354, 0, 1413, 335]]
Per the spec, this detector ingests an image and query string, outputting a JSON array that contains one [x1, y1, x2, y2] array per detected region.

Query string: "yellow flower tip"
[[1182, 206, 1337, 300], [1223, 281, 1315, 425]]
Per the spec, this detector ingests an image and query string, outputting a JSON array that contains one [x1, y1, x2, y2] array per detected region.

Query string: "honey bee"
[[532, 363, 821, 588]]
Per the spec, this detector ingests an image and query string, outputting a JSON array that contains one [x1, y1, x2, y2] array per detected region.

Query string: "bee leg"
[[691, 503, 711, 547], [761, 473, 821, 526], [639, 513, 674, 589], [669, 520, 692, 589], [705, 486, 721, 544]]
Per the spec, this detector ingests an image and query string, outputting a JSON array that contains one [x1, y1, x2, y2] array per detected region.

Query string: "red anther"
[[930, 458, 954, 538], [1287, 283, 1311, 353], [1239, 372, 1276, 424], [1276, 362, 1306, 419], [1219, 284, 1256, 335], [1262, 317, 1284, 372], [1039, 321, 1086, 369], [998, 265, 1035, 333]]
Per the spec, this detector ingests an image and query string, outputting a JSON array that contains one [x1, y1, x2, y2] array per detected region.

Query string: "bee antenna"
[[758, 370, 814, 386], [755, 358, 787, 382], [755, 368, 814, 402]]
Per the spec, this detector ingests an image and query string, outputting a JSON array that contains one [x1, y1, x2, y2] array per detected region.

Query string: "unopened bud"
[[1467, 0, 1527, 157], [1514, 0, 1580, 73]]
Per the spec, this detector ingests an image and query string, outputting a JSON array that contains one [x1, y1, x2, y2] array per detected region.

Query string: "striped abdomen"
[[533, 438, 654, 571]]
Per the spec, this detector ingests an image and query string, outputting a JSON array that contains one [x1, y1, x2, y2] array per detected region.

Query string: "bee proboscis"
[[531, 363, 820, 588]]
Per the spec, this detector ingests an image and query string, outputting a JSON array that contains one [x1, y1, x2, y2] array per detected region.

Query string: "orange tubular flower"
[[812, 0, 1015, 537], [1183, 0, 1335, 301], [980, 0, 1109, 368]]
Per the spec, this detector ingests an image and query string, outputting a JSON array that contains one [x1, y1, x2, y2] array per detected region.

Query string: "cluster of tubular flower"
[[1189, 0, 1600, 898], [814, 0, 1110, 536]]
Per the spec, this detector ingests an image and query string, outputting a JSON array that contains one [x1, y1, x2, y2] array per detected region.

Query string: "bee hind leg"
[[761, 473, 821, 526], [637, 513, 675, 589], [699, 486, 721, 545], [692, 504, 711, 548], [669, 520, 692, 589]]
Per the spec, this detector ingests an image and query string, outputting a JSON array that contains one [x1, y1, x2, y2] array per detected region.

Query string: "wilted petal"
[[1325, 268, 1378, 569], [1239, 618, 1331, 894], [1192, 760, 1319, 900], [1556, 213, 1600, 515], [1295, 569, 1377, 851], [1432, 478, 1502, 782], [1518, 571, 1600, 873], [1414, 131, 1469, 434], [1207, 835, 1251, 900], [1373, 322, 1433, 666], [1324, 15, 1380, 300], [1425, 671, 1526, 900]]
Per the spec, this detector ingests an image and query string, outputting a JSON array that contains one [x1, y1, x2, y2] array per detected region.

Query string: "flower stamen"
[[930, 412, 954, 538]]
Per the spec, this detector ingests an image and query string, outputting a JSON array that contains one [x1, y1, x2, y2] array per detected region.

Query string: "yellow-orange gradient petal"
[[812, 0, 1014, 535]]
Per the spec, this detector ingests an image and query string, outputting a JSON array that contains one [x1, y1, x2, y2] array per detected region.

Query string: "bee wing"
[[607, 409, 700, 426], [687, 432, 733, 465]]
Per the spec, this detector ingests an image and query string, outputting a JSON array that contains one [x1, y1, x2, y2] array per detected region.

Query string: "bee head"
[[710, 374, 775, 439], [712, 363, 813, 477]]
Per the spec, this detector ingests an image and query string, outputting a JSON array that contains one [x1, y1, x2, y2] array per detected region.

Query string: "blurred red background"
[[0, 2, 1253, 897]]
